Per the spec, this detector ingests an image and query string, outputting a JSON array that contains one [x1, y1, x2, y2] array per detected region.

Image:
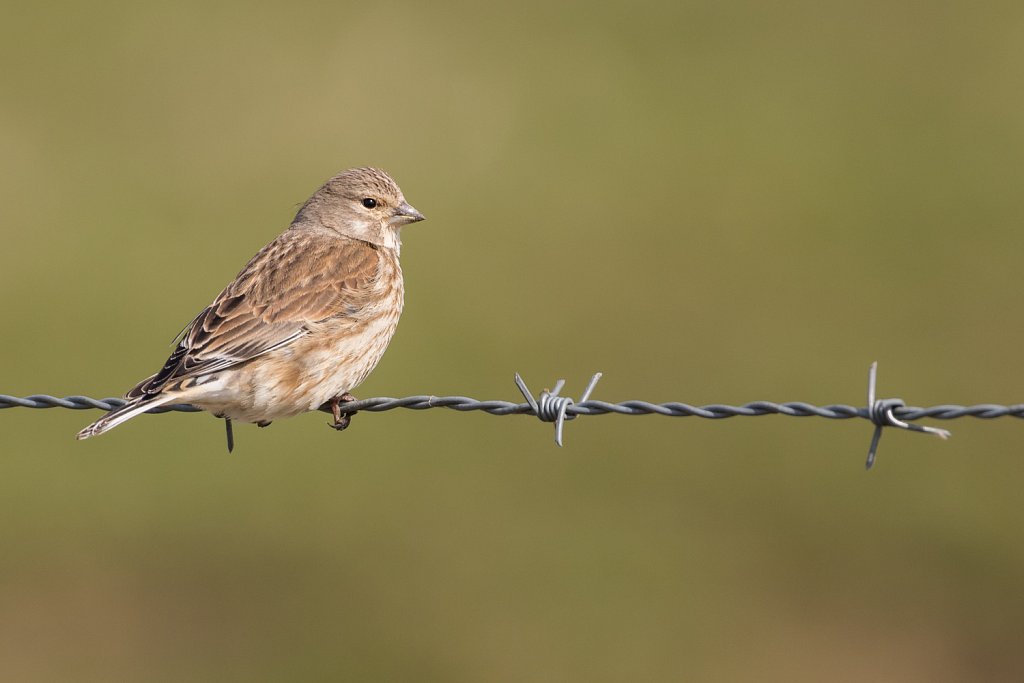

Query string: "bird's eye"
[[361, 197, 377, 209]]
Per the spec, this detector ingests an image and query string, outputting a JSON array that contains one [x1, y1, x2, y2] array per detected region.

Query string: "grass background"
[[3, 1, 1024, 680]]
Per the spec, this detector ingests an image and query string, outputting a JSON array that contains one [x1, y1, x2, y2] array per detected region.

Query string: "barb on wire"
[[514, 372, 603, 446], [3, 363, 1024, 467], [864, 362, 950, 470]]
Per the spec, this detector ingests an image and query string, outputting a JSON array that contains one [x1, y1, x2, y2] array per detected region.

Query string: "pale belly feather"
[[187, 284, 403, 423]]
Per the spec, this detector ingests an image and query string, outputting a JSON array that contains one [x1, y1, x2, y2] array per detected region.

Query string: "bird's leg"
[[224, 417, 235, 453], [328, 392, 358, 431]]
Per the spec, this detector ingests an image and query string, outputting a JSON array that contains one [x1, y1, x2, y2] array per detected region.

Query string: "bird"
[[76, 167, 425, 450]]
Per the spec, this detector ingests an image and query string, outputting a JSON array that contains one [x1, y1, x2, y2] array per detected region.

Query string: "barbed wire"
[[3, 364, 1023, 468]]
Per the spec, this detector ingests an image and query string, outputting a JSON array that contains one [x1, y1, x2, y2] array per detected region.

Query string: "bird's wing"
[[127, 230, 383, 399]]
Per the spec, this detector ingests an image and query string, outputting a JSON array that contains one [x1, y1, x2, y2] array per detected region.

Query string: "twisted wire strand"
[[0, 395, 202, 412], [3, 394, 1023, 420]]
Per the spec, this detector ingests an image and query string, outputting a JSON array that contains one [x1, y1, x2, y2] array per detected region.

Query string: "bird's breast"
[[195, 256, 405, 423]]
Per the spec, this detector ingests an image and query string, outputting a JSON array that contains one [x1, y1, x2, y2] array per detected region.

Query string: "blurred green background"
[[3, 0, 1024, 680]]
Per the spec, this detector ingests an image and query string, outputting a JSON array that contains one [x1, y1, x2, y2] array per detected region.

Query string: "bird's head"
[[293, 167, 425, 250]]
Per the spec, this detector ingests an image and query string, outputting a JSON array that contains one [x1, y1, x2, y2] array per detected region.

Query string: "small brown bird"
[[77, 167, 424, 448]]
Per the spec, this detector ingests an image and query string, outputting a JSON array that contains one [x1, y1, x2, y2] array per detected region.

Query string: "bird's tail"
[[76, 394, 179, 440]]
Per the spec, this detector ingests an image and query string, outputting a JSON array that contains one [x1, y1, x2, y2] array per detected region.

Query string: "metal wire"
[[3, 394, 1021, 420], [3, 364, 1023, 465], [0, 395, 202, 412]]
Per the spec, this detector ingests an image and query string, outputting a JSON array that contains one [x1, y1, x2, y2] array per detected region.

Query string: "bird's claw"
[[328, 392, 358, 431]]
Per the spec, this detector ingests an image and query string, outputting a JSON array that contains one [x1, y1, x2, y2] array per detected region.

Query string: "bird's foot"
[[257, 420, 273, 428], [328, 392, 358, 431]]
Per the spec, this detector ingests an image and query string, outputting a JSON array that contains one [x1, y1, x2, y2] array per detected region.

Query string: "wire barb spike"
[[864, 362, 951, 470], [514, 372, 603, 446]]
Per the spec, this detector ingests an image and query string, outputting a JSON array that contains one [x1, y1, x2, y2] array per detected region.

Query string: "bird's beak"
[[391, 201, 426, 226]]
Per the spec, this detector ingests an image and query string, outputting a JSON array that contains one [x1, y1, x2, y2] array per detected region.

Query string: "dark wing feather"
[[127, 231, 381, 399]]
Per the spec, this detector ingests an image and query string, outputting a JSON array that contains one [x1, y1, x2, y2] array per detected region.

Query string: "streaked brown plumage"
[[77, 167, 424, 443]]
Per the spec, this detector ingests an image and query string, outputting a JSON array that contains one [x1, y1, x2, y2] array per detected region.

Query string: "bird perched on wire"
[[76, 167, 425, 450]]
